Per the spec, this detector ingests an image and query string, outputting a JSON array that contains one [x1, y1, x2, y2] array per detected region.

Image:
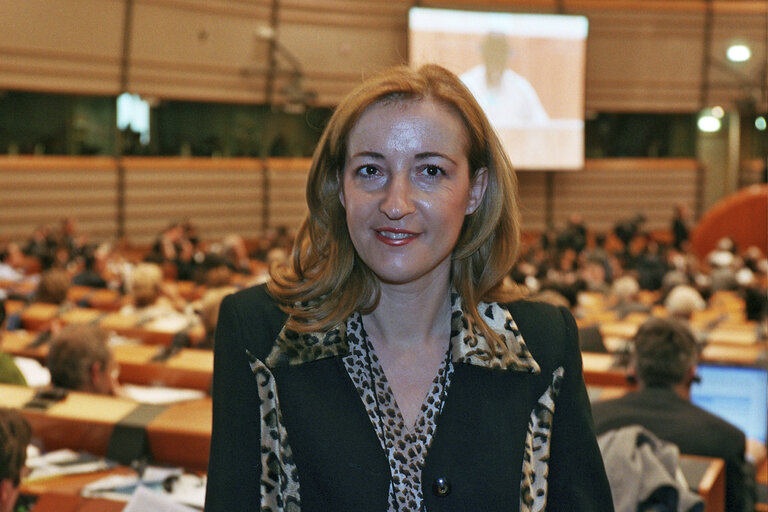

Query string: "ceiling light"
[[726, 44, 751, 63], [698, 114, 721, 133]]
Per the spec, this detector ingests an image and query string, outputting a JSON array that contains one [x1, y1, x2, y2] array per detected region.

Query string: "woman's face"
[[340, 98, 487, 288]]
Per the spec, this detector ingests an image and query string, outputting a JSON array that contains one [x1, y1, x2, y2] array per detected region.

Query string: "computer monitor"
[[690, 362, 768, 443]]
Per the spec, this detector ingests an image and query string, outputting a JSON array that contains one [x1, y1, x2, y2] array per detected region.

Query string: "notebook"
[[690, 362, 768, 443]]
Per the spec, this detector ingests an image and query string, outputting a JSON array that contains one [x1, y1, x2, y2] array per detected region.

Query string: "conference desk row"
[[2, 330, 214, 392], [0, 384, 211, 472], [5, 300, 205, 346], [0, 382, 737, 512], [2, 280, 208, 310]]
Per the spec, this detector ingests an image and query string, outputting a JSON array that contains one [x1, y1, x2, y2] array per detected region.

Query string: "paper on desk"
[[120, 384, 206, 404], [25, 449, 113, 481], [82, 467, 205, 509], [123, 485, 198, 512]]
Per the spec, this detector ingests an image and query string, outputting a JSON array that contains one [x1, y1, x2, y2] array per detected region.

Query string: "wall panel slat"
[[0, 156, 700, 246]]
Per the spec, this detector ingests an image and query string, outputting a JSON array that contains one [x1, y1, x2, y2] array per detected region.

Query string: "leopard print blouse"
[[343, 310, 454, 511], [249, 295, 564, 512]]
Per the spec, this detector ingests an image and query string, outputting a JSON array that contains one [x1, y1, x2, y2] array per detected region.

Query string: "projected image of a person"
[[460, 32, 549, 127]]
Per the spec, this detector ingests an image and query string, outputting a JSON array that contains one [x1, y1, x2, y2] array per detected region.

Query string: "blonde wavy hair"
[[269, 64, 521, 353]]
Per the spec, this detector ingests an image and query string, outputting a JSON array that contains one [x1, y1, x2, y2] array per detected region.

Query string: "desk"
[[1, 331, 213, 391], [147, 398, 212, 471], [21, 467, 135, 497], [26, 492, 126, 512], [14, 305, 205, 346], [581, 352, 631, 388], [680, 455, 725, 512], [67, 286, 124, 312], [19, 303, 60, 330], [0, 384, 212, 472], [112, 344, 213, 392], [581, 341, 768, 391]]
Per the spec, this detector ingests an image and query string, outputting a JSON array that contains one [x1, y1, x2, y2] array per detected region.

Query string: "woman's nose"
[[380, 174, 415, 220]]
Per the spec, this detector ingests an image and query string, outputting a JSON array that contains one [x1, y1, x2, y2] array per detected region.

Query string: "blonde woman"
[[206, 65, 612, 512]]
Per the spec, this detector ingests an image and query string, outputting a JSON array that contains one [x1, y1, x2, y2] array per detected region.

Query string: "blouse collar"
[[265, 293, 540, 374]]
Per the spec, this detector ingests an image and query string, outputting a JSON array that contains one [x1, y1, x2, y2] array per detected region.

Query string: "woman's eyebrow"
[[415, 151, 457, 165], [349, 151, 385, 160]]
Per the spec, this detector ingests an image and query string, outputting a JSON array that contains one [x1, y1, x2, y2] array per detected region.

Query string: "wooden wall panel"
[[0, 157, 703, 246], [5, 0, 765, 110], [0, 157, 117, 241], [128, 0, 272, 103], [517, 171, 549, 232], [551, 159, 699, 232], [0, 0, 124, 95], [266, 158, 310, 230], [122, 158, 264, 244]]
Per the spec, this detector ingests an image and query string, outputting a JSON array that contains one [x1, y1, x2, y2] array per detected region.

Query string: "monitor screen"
[[690, 362, 768, 443], [408, 7, 588, 171]]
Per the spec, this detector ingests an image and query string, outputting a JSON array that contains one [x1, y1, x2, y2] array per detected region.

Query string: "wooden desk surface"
[[113, 344, 212, 392], [2, 330, 212, 391], [680, 455, 725, 512], [26, 492, 126, 512], [1, 331, 214, 391], [700, 342, 768, 365], [581, 352, 631, 388], [67, 286, 124, 312], [147, 398, 212, 472], [21, 467, 135, 496], [13, 304, 205, 346], [0, 384, 212, 471]]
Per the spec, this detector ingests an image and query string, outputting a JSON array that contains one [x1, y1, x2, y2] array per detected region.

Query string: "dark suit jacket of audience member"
[[591, 386, 752, 512]]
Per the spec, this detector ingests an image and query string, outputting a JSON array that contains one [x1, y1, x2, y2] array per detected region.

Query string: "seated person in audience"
[[47, 324, 120, 396], [664, 284, 706, 322], [71, 248, 107, 289], [591, 317, 766, 512], [122, 262, 185, 318], [34, 268, 71, 306], [195, 286, 237, 350], [0, 407, 32, 512], [664, 284, 708, 343], [0, 244, 25, 283], [0, 298, 26, 386], [607, 274, 650, 319]]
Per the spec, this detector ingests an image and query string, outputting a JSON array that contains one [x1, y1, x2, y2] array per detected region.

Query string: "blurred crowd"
[[511, 209, 768, 332], [2, 210, 767, 353]]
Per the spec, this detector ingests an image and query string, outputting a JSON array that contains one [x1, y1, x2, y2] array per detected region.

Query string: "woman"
[[206, 64, 613, 511]]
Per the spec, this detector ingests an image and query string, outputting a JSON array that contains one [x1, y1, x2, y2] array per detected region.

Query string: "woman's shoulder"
[[218, 283, 288, 357], [222, 283, 286, 321], [501, 298, 577, 360], [504, 298, 570, 325]]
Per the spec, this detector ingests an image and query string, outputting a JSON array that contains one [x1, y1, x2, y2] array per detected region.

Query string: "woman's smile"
[[374, 227, 419, 246]]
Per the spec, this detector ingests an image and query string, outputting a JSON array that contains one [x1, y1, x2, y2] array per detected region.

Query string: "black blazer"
[[205, 285, 613, 511]]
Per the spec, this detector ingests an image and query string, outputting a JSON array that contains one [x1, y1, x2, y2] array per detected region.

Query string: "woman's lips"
[[374, 228, 418, 246]]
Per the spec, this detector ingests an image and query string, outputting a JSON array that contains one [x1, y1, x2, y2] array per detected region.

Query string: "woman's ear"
[[466, 167, 488, 215]]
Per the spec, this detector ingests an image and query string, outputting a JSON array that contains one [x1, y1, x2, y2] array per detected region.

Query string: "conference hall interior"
[[0, 1, 767, 511]]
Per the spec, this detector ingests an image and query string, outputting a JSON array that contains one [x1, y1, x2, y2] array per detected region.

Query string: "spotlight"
[[726, 44, 751, 63], [698, 108, 722, 132]]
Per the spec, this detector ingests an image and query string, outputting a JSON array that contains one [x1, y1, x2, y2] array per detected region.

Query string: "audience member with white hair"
[[664, 285, 706, 321]]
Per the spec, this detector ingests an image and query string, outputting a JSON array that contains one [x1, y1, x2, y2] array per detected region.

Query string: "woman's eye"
[[357, 165, 379, 177], [422, 165, 445, 177]]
